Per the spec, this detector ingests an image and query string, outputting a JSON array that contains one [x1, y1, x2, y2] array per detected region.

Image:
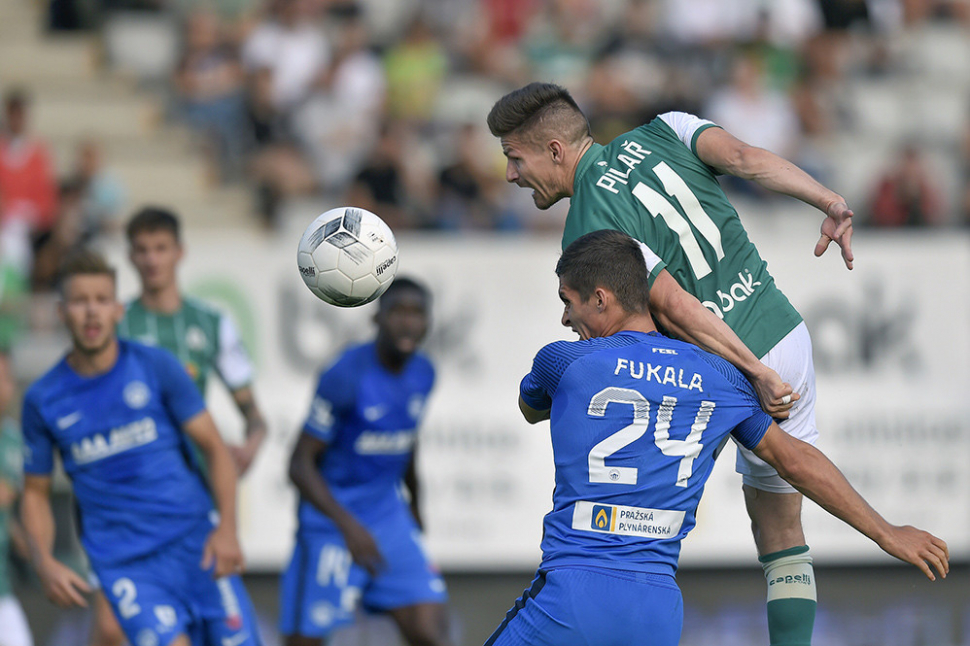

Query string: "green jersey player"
[[488, 82, 855, 646]]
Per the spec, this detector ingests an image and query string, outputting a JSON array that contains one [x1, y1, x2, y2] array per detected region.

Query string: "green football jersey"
[[0, 418, 23, 598], [563, 112, 802, 359], [118, 296, 253, 395]]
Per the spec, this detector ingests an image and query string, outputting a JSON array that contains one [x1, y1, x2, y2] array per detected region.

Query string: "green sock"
[[760, 545, 817, 646]]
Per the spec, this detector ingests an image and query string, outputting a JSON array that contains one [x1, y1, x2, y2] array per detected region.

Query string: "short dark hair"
[[126, 206, 181, 243], [556, 230, 649, 314], [486, 82, 591, 148], [379, 275, 430, 310], [4, 87, 29, 112], [57, 248, 117, 296]]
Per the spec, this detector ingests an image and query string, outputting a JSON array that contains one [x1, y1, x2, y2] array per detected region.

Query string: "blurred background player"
[[281, 277, 452, 646], [487, 230, 948, 646], [488, 81, 857, 646], [95, 207, 268, 646], [0, 352, 32, 646], [19, 249, 262, 646]]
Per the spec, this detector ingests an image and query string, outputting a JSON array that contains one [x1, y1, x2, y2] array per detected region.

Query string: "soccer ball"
[[297, 207, 399, 307]]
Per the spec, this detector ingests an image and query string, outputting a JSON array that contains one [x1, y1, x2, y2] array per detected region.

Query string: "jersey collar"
[[573, 142, 605, 194]]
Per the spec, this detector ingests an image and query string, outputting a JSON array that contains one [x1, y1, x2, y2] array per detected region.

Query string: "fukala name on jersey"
[[21, 340, 214, 567], [563, 113, 802, 359], [299, 341, 434, 531], [520, 331, 773, 576]]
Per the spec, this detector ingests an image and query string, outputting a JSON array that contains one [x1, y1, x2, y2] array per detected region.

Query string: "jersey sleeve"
[[213, 313, 255, 391], [152, 347, 207, 425], [302, 361, 353, 443], [519, 342, 569, 412], [20, 394, 54, 476], [637, 240, 667, 288], [658, 112, 719, 156]]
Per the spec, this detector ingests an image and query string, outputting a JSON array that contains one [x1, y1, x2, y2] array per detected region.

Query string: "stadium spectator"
[[174, 8, 250, 183], [0, 351, 32, 646], [241, 0, 328, 140], [62, 138, 126, 243], [292, 2, 386, 196], [866, 143, 945, 227], [382, 12, 448, 127], [0, 89, 58, 240]]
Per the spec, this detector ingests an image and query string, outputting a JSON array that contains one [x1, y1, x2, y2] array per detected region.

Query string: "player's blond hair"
[[57, 249, 117, 297]]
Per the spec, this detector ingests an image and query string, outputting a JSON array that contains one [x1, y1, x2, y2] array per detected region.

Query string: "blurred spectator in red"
[[241, 0, 329, 145], [867, 143, 944, 227], [63, 138, 126, 243], [0, 89, 58, 239], [174, 8, 250, 182]]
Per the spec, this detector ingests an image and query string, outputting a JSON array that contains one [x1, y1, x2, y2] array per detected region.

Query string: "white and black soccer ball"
[[297, 207, 399, 307]]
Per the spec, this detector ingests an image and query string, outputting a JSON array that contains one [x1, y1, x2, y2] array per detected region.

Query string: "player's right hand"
[[39, 558, 91, 608], [879, 525, 949, 582], [342, 520, 385, 576], [751, 367, 799, 420], [815, 201, 854, 270]]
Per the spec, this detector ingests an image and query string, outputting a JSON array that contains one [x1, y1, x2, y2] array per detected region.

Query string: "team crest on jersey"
[[154, 605, 177, 630], [123, 381, 151, 409], [186, 326, 208, 351], [136, 629, 158, 646]]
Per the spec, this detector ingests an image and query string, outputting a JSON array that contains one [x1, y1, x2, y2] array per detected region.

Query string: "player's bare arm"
[[404, 450, 424, 530], [753, 423, 949, 581], [182, 410, 245, 578], [518, 396, 550, 424], [647, 269, 797, 418], [228, 386, 267, 475], [695, 127, 855, 270], [288, 432, 384, 575], [21, 474, 91, 607]]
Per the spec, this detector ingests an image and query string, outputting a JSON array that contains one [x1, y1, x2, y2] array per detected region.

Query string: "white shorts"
[[0, 595, 33, 646], [735, 322, 819, 493]]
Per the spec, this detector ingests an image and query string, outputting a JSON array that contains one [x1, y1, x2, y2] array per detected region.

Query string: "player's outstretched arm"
[[182, 410, 245, 578], [695, 127, 854, 270], [753, 424, 949, 580], [518, 396, 550, 424], [648, 270, 797, 418], [21, 474, 91, 606], [289, 432, 384, 575], [228, 386, 268, 475]]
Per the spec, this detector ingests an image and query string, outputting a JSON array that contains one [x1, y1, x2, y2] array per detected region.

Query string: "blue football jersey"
[[520, 331, 772, 575], [298, 342, 435, 531], [22, 340, 213, 566]]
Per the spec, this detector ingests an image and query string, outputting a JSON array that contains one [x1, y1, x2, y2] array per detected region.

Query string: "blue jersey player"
[[19, 250, 262, 646], [281, 277, 451, 646], [485, 230, 948, 646]]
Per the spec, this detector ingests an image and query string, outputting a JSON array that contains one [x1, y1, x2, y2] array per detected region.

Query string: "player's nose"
[[561, 309, 570, 327], [505, 162, 518, 183]]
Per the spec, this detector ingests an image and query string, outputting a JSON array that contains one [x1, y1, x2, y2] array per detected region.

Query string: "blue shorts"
[[484, 566, 683, 646], [93, 522, 261, 646], [279, 514, 447, 638]]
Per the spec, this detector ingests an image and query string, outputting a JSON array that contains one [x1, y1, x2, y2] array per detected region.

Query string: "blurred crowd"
[[3, 0, 970, 353]]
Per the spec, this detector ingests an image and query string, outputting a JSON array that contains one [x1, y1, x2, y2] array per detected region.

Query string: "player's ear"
[[549, 139, 565, 164]]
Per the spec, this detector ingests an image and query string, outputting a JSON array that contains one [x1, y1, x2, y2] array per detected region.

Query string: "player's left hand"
[[815, 201, 854, 270], [878, 525, 949, 581], [751, 367, 799, 420], [202, 524, 246, 578], [228, 427, 266, 476]]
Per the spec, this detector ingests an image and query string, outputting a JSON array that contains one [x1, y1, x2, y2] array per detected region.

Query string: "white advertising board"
[[107, 226, 970, 571]]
